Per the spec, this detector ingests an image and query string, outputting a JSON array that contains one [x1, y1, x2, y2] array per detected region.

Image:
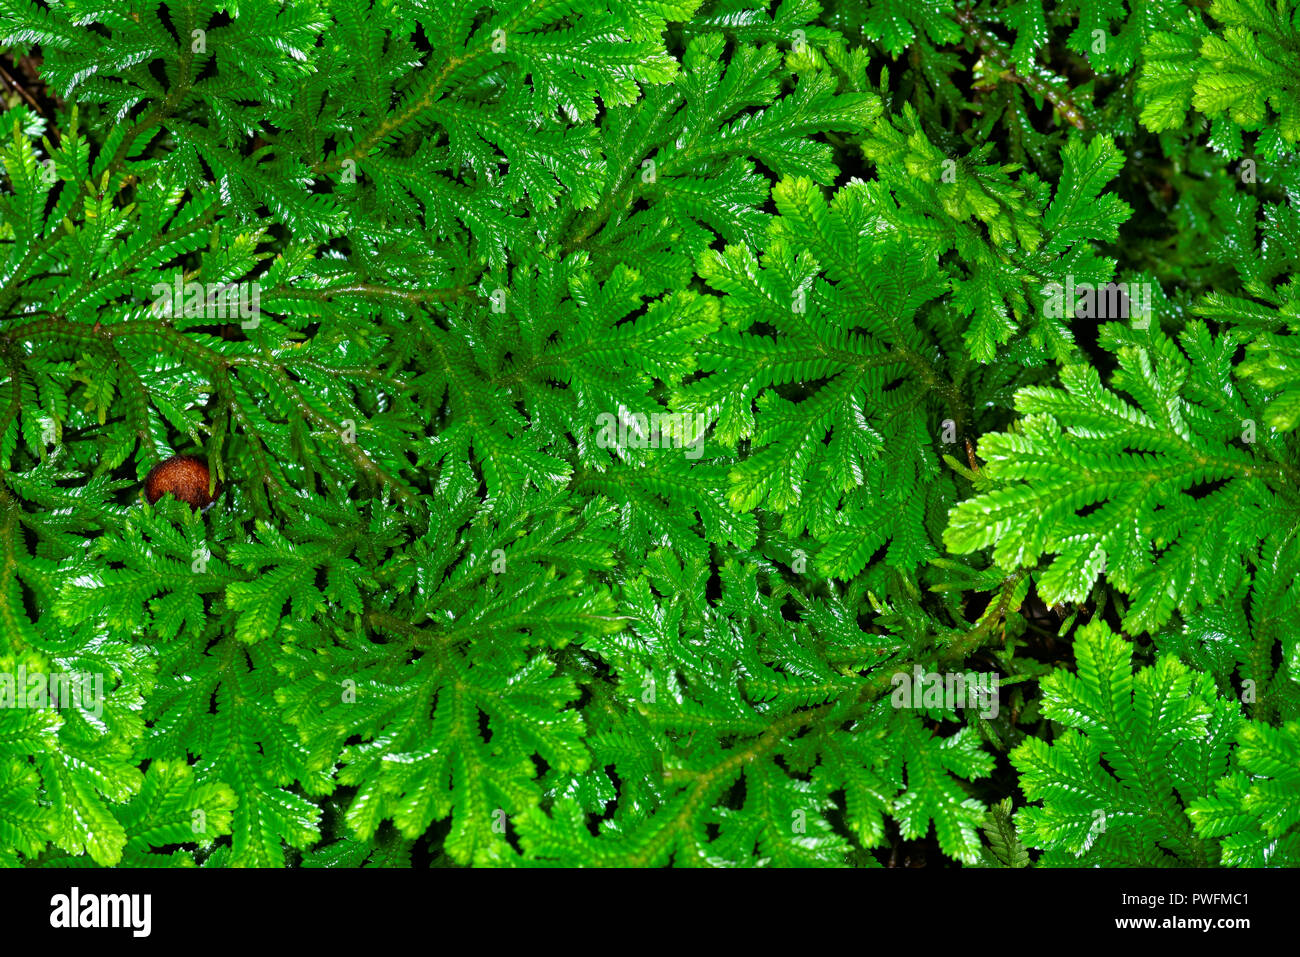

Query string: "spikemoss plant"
[[0, 0, 1296, 867]]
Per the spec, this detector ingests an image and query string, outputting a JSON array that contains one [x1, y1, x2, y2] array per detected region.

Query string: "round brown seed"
[[144, 455, 220, 511]]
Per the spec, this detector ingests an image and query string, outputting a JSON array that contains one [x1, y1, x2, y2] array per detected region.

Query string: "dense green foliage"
[[0, 0, 1296, 867]]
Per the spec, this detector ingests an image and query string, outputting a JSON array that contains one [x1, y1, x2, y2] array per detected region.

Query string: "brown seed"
[[145, 454, 220, 511]]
